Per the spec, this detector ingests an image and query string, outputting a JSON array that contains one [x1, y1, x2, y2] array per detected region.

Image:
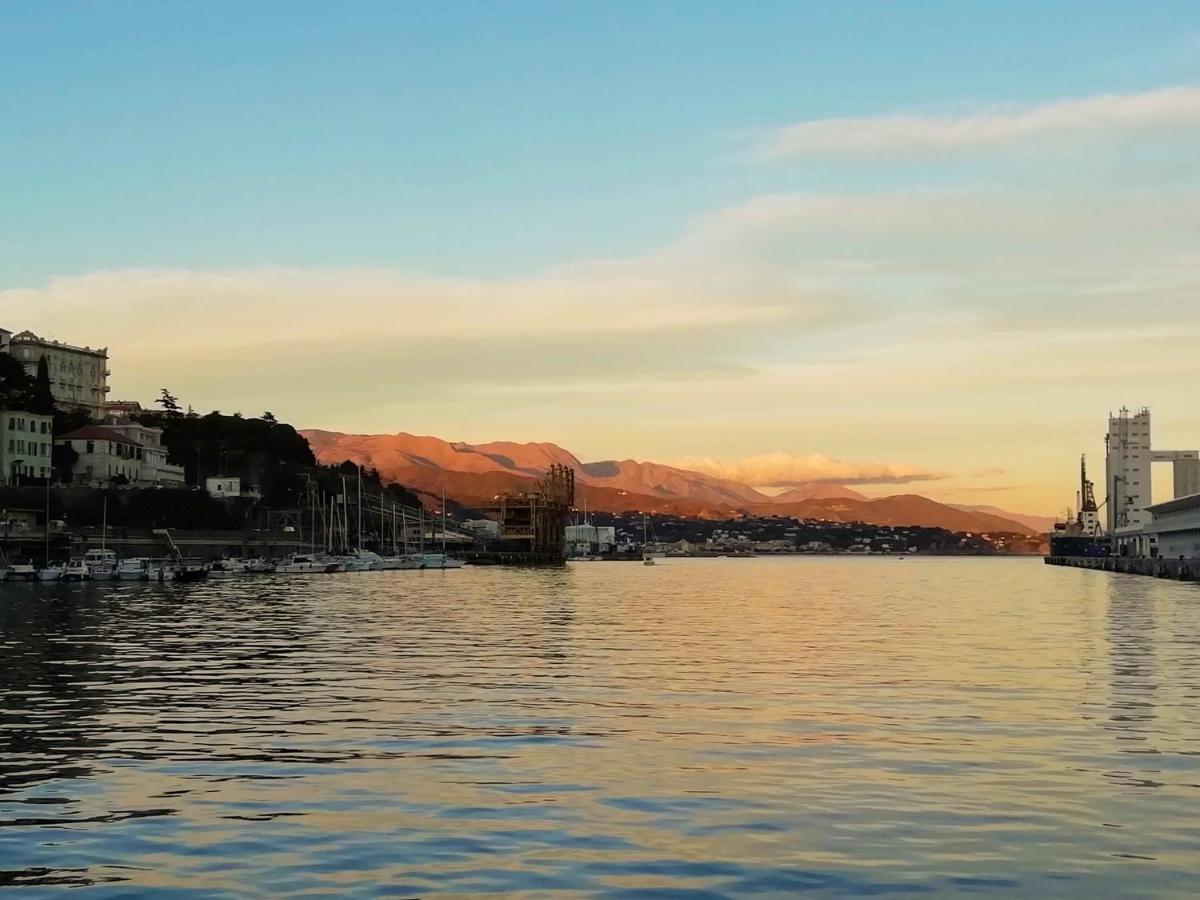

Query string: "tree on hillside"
[[0, 354, 37, 410], [134, 408, 317, 507], [262, 412, 277, 424], [31, 357, 56, 416], [53, 406, 92, 436], [52, 442, 78, 484], [157, 388, 182, 415]]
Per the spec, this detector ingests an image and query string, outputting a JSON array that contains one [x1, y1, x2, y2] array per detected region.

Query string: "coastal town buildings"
[[205, 476, 260, 499], [464, 518, 502, 538], [0, 410, 55, 484], [103, 399, 145, 420], [0, 328, 110, 419], [565, 523, 615, 554], [104, 421, 186, 487], [55, 424, 185, 487]]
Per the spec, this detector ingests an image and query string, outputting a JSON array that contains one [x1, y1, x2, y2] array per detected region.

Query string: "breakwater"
[[1045, 555, 1200, 581], [3, 528, 304, 565]]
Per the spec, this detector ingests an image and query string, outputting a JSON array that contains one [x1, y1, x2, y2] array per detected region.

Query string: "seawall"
[[1045, 555, 1200, 581]]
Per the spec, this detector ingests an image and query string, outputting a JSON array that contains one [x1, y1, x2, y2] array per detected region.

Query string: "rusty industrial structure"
[[479, 464, 576, 564]]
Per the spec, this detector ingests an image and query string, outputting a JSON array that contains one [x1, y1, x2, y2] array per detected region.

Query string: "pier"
[[1044, 555, 1200, 581]]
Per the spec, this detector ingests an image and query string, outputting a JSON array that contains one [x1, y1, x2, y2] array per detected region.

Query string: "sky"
[[2, 1, 1199, 514]]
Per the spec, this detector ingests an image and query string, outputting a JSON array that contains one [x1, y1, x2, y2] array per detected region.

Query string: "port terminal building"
[[1132, 493, 1200, 559], [1106, 408, 1200, 558]]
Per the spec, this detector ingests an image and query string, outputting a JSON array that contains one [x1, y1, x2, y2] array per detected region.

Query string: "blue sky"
[[2, 3, 1199, 513], [4, 1, 1196, 283]]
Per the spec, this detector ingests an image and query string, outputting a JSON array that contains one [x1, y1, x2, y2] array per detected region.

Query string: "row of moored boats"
[[3, 548, 465, 583]]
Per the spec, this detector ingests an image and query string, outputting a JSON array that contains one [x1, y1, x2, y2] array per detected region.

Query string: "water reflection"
[[1, 560, 1198, 895]]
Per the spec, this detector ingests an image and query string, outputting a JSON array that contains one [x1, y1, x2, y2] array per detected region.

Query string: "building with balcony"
[[0, 410, 54, 484], [104, 421, 186, 487], [103, 399, 145, 420], [55, 424, 185, 487], [0, 328, 110, 419]]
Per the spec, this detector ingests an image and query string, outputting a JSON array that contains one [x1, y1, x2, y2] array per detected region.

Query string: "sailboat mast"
[[101, 496, 107, 552], [44, 478, 50, 566], [441, 488, 447, 554], [357, 467, 363, 550], [340, 475, 348, 553]]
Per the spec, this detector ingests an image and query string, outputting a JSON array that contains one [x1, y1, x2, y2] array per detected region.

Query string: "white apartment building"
[[104, 421, 186, 487], [1, 328, 110, 419], [0, 410, 54, 484], [55, 424, 185, 487]]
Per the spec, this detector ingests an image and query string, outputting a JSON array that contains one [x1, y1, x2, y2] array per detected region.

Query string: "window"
[[6, 439, 11, 453], [86, 440, 95, 454]]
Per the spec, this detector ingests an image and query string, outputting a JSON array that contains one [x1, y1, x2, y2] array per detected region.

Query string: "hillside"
[[770, 483, 867, 502], [748, 495, 1038, 535], [950, 504, 1057, 534], [299, 430, 1037, 535]]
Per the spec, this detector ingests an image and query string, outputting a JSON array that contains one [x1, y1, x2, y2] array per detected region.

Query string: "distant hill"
[[748, 494, 1038, 535], [770, 483, 867, 502], [949, 504, 1057, 535], [300, 429, 1036, 535]]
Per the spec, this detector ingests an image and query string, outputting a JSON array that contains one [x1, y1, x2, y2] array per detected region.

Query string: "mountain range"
[[300, 430, 1042, 536]]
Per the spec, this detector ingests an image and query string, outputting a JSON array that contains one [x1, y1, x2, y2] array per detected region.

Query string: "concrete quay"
[[1045, 555, 1200, 581]]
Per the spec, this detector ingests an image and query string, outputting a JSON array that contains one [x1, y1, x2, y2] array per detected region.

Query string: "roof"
[[56, 425, 140, 446], [0, 408, 53, 419], [1147, 492, 1200, 516], [8, 330, 108, 357]]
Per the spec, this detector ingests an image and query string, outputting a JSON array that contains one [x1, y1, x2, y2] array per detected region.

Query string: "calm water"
[[1, 558, 1198, 897]]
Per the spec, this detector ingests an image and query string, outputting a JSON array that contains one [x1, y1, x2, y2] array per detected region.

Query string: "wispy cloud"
[[759, 85, 1200, 158], [670, 452, 946, 486]]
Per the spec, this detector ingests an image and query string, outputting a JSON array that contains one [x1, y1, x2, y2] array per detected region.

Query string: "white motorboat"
[[243, 557, 275, 574], [419, 552, 464, 570], [334, 554, 373, 572], [416, 491, 466, 569], [8, 562, 38, 581], [37, 564, 65, 582], [208, 557, 245, 578], [347, 549, 385, 571], [84, 549, 118, 581], [275, 554, 340, 575], [116, 558, 153, 581], [62, 559, 91, 582]]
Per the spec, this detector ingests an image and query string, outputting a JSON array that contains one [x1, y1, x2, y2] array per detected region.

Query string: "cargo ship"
[[1048, 455, 1110, 558]]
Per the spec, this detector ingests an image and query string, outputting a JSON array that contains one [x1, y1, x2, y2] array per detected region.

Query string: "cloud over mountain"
[[670, 452, 945, 487]]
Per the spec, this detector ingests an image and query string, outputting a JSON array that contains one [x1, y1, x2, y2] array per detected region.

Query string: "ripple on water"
[[2, 558, 1199, 896]]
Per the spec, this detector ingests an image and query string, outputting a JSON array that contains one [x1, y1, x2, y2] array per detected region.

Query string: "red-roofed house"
[[55, 424, 186, 487]]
